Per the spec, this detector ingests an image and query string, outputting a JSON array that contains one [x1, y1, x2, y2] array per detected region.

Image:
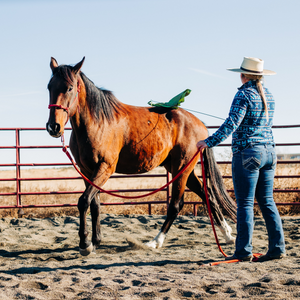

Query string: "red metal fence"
[[0, 125, 299, 215]]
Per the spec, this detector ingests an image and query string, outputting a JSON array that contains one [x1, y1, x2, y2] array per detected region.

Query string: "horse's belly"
[[116, 144, 170, 174]]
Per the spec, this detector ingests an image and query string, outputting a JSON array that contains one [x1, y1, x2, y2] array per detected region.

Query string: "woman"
[[197, 57, 285, 262]]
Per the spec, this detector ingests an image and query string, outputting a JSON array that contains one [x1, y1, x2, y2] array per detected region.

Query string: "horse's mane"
[[80, 72, 126, 122], [51, 65, 126, 122]]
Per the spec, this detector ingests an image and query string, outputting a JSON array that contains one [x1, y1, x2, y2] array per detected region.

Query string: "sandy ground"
[[0, 214, 299, 299]]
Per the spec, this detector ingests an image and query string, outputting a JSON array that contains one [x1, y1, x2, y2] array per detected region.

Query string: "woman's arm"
[[199, 90, 250, 148]]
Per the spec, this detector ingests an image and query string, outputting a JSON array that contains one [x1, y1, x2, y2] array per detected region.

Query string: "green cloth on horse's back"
[[148, 89, 191, 109]]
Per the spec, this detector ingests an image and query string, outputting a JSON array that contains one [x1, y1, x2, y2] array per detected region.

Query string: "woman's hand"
[[196, 140, 208, 150]]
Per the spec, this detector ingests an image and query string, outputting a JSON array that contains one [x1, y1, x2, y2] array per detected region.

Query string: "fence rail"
[[0, 125, 299, 215]]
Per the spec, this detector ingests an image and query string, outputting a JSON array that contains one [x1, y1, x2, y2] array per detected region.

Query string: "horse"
[[46, 57, 237, 256]]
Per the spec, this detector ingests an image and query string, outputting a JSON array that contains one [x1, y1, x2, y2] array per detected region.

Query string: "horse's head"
[[46, 57, 85, 137]]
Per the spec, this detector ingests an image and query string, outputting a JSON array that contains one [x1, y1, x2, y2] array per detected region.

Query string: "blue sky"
[[0, 0, 299, 165]]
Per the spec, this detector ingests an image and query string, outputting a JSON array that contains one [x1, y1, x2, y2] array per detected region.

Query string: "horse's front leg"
[[91, 193, 101, 247], [78, 185, 99, 256], [78, 166, 114, 256]]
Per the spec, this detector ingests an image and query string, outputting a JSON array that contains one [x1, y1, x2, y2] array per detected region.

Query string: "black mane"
[[80, 73, 125, 122]]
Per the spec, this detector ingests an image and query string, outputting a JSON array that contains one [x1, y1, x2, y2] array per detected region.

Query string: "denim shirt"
[[205, 80, 275, 153]]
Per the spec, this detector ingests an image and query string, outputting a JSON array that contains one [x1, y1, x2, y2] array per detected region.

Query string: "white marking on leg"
[[217, 219, 235, 244], [145, 231, 166, 249]]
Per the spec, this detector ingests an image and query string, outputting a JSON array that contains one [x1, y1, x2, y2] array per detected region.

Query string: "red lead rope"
[[199, 151, 262, 266], [62, 137, 200, 199], [62, 139, 232, 261], [199, 151, 228, 258], [61, 138, 261, 264]]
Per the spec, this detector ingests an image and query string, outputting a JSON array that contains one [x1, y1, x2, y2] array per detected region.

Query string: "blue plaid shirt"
[[205, 80, 275, 153]]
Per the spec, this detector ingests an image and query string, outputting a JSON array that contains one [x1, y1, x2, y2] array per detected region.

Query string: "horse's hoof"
[[145, 231, 166, 249], [79, 243, 94, 256], [226, 238, 235, 245], [145, 240, 157, 249]]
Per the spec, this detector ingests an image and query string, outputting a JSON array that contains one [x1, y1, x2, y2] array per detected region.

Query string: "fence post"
[[15, 129, 21, 208], [193, 204, 198, 217], [148, 203, 151, 215]]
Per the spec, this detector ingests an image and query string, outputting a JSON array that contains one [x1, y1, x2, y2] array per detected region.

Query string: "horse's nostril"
[[47, 122, 61, 135], [54, 123, 60, 133]]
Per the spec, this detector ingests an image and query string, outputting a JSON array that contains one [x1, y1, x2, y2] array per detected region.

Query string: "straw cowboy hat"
[[227, 57, 276, 75]]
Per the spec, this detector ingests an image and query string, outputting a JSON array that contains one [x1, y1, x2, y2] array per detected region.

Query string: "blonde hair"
[[243, 73, 269, 122]]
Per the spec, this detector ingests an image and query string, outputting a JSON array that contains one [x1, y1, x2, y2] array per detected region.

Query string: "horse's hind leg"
[[186, 171, 235, 244], [145, 175, 187, 249]]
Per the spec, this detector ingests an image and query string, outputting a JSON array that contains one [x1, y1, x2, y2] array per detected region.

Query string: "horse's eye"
[[68, 86, 73, 92]]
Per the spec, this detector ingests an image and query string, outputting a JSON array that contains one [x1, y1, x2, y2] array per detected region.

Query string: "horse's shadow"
[[0, 247, 77, 257], [0, 257, 213, 275], [0, 247, 79, 262], [0, 246, 218, 275]]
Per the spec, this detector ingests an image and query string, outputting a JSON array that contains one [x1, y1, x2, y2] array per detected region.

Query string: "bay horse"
[[46, 57, 237, 256]]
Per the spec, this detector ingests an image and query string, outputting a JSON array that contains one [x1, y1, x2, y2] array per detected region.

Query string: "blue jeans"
[[232, 144, 285, 258]]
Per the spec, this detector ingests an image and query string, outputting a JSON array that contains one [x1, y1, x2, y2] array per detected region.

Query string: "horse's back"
[[116, 105, 208, 173]]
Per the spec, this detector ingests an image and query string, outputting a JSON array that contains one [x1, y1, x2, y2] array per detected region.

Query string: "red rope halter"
[[48, 84, 80, 124]]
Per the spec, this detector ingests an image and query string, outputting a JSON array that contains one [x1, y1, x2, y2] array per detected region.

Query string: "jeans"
[[232, 144, 285, 258]]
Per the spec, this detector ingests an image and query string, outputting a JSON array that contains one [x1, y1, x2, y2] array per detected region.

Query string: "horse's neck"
[[71, 77, 93, 126], [71, 75, 127, 142], [71, 99, 96, 130]]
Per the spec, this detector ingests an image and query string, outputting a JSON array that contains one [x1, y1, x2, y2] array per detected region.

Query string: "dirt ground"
[[0, 213, 299, 299], [0, 165, 299, 299]]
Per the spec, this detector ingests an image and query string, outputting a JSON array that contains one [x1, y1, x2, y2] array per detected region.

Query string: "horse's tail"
[[203, 147, 237, 223]]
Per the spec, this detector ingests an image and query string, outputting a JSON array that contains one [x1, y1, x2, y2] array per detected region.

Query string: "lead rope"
[[61, 136, 259, 263], [62, 139, 249, 263], [199, 151, 261, 266], [61, 135, 201, 199]]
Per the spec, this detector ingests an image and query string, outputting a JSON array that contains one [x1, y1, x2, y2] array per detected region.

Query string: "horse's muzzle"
[[46, 122, 62, 138]]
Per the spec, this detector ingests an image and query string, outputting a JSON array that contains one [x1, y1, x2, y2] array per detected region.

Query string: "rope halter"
[[48, 82, 80, 125]]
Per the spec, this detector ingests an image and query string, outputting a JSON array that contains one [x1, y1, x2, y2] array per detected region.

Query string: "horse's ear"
[[50, 57, 58, 73], [73, 57, 85, 75]]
